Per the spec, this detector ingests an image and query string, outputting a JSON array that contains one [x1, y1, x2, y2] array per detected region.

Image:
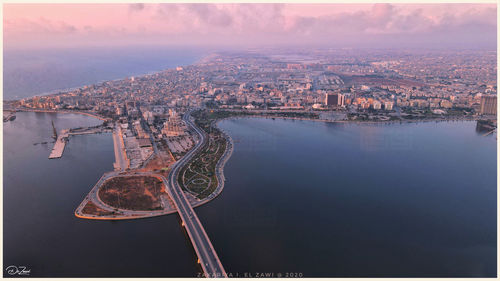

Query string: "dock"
[[69, 126, 111, 136], [48, 126, 111, 159], [49, 129, 69, 159]]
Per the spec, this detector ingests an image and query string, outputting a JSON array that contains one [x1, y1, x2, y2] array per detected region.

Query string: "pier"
[[69, 126, 111, 136], [49, 129, 69, 159], [48, 125, 112, 159]]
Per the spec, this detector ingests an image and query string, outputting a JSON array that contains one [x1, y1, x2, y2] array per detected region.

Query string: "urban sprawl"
[[8, 49, 497, 121], [4, 49, 497, 276]]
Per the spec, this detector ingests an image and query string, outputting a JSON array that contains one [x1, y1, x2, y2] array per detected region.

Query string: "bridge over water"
[[165, 110, 227, 278]]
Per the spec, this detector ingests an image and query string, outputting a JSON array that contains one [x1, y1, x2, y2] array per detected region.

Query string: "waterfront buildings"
[[6, 49, 497, 123]]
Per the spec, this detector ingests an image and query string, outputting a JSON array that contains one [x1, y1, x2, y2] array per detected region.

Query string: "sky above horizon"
[[4, 3, 497, 50]]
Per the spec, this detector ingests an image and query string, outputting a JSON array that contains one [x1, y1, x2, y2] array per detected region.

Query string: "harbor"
[[48, 124, 112, 159]]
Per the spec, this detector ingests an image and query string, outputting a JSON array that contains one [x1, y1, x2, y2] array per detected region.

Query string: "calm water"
[[4, 114, 497, 277], [3, 46, 206, 100], [201, 118, 496, 277], [3, 112, 199, 277]]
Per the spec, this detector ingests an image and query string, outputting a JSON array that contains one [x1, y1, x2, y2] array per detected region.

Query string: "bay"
[[3, 114, 497, 277], [198, 118, 497, 277]]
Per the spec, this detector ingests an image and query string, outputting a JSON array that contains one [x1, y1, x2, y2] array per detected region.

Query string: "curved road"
[[76, 109, 227, 277], [166, 109, 227, 278]]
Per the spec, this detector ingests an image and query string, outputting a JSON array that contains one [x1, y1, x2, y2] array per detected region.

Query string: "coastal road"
[[113, 123, 128, 170], [76, 109, 227, 277], [166, 110, 227, 278]]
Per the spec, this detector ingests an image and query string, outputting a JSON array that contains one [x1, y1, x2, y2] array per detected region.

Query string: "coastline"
[[175, 111, 484, 207], [28, 109, 485, 220], [5, 51, 211, 101], [16, 108, 109, 121], [214, 113, 479, 125], [188, 121, 234, 208], [70, 108, 235, 220], [75, 172, 178, 220]]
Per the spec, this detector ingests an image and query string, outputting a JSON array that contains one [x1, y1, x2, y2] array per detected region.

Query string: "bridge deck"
[[164, 110, 227, 278], [163, 172, 227, 277]]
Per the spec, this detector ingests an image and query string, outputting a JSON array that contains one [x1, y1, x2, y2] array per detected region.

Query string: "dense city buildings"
[[6, 49, 496, 124], [3, 2, 497, 278], [3, 48, 497, 170]]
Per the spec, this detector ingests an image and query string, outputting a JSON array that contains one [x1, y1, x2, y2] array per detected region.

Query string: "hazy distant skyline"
[[4, 3, 497, 50]]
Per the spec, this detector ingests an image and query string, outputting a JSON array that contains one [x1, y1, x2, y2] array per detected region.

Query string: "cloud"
[[186, 4, 233, 26], [3, 3, 497, 49], [129, 3, 144, 12], [153, 3, 287, 34], [5, 17, 77, 35], [280, 4, 496, 37]]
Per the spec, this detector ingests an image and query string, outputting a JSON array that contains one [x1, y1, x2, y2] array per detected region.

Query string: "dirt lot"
[[137, 152, 175, 173], [98, 176, 164, 211], [81, 201, 115, 216]]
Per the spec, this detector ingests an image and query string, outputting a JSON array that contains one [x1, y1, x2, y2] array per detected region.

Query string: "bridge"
[[165, 110, 227, 278], [73, 109, 227, 276]]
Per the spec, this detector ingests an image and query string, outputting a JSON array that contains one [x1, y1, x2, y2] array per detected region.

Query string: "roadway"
[[166, 109, 227, 278], [75, 171, 178, 218], [75, 108, 227, 277], [113, 123, 129, 170]]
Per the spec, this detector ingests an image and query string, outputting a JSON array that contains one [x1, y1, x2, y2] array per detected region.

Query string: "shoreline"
[[75, 173, 178, 220], [193, 113, 484, 204], [5, 52, 211, 101], [13, 110, 158, 220], [16, 108, 109, 121], [209, 111, 480, 127], [188, 121, 235, 208], [70, 108, 235, 220], [29, 109, 486, 220], [214, 113, 480, 125]]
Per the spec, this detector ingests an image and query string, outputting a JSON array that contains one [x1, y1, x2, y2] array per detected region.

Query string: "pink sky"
[[4, 3, 497, 49]]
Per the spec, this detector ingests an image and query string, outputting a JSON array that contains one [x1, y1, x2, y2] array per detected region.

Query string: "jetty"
[[49, 129, 69, 159], [69, 125, 111, 136], [48, 125, 112, 159]]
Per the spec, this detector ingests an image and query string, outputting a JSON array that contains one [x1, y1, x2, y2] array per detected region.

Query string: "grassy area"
[[196, 109, 320, 122], [178, 109, 318, 199], [178, 110, 230, 199]]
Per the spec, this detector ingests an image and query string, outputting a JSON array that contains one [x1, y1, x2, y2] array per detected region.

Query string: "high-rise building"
[[162, 109, 186, 137], [480, 95, 497, 115], [325, 93, 345, 106]]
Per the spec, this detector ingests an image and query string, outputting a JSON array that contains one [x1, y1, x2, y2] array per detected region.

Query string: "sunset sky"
[[4, 3, 497, 50]]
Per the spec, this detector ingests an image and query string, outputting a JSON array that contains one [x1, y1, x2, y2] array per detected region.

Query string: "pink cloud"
[[3, 3, 496, 49]]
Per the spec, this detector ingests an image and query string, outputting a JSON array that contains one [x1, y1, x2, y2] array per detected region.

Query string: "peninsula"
[[4, 49, 497, 219]]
